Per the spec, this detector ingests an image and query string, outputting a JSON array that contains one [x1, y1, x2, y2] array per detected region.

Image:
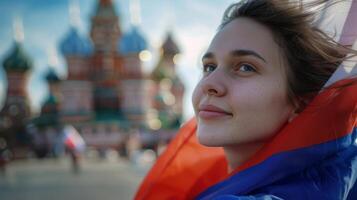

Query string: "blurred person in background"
[[63, 125, 85, 174], [0, 137, 10, 174]]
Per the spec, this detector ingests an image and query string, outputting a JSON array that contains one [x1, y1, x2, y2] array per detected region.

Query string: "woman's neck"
[[224, 142, 265, 173]]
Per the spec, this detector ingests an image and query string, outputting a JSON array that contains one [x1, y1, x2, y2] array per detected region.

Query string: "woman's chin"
[[196, 130, 224, 147]]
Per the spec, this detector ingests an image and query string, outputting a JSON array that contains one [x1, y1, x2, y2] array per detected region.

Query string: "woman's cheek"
[[191, 84, 202, 114]]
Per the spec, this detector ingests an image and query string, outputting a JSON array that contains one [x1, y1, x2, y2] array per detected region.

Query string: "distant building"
[[0, 40, 33, 158], [38, 68, 61, 127], [31, 68, 62, 158], [0, 0, 185, 156], [56, 0, 184, 149], [150, 32, 185, 130]]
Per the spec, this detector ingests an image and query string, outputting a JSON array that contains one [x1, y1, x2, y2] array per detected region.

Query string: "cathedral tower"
[[0, 19, 33, 151], [39, 68, 61, 126], [90, 0, 123, 119], [59, 2, 94, 123], [150, 32, 184, 129]]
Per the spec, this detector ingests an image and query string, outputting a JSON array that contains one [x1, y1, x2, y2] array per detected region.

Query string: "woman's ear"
[[288, 111, 298, 123], [287, 99, 300, 123], [288, 96, 311, 123]]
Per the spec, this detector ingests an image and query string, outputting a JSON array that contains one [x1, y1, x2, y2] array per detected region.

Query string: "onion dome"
[[45, 68, 61, 83], [118, 27, 147, 55], [162, 33, 180, 56], [3, 42, 32, 72], [60, 27, 92, 56], [37, 93, 59, 127]]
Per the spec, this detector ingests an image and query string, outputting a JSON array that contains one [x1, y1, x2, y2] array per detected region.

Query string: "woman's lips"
[[198, 104, 233, 120]]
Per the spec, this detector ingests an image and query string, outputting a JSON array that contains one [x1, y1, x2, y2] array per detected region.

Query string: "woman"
[[135, 0, 357, 199]]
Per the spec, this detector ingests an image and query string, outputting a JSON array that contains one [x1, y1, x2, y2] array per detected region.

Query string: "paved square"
[[0, 158, 148, 200]]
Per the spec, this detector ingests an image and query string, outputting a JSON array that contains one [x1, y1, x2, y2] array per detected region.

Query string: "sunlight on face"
[[192, 18, 296, 147]]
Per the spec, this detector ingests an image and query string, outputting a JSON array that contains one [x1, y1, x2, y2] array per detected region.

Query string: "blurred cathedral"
[[0, 22, 33, 158], [0, 0, 184, 158]]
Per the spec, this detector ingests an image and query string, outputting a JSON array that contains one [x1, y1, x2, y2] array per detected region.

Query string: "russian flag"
[[63, 125, 86, 152], [135, 1, 357, 199]]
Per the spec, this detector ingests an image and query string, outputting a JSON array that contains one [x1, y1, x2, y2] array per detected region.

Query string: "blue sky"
[[0, 0, 236, 120]]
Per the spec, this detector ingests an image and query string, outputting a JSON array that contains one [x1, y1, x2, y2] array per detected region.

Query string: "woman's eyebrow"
[[202, 52, 215, 61], [230, 49, 266, 63], [202, 50, 266, 63]]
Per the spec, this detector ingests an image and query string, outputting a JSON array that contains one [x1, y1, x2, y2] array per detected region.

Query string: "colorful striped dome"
[[118, 27, 147, 55], [3, 42, 32, 72], [60, 27, 92, 56]]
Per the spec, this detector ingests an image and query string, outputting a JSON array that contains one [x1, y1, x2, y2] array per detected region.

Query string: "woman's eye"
[[234, 63, 256, 73], [203, 64, 217, 74]]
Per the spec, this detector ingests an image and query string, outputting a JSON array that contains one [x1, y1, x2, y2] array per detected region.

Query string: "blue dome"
[[3, 42, 33, 72], [60, 27, 92, 56], [118, 27, 147, 55]]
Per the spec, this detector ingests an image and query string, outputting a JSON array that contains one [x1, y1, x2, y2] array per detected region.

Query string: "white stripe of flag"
[[319, 0, 357, 87]]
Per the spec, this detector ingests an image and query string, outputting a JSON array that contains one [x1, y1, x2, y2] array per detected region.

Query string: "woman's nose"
[[201, 70, 227, 97]]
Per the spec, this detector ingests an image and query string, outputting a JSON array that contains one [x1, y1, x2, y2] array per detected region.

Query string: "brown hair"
[[220, 0, 356, 108]]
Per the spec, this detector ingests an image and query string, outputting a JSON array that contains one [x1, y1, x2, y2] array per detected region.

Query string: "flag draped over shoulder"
[[135, 1, 357, 199], [134, 118, 227, 200]]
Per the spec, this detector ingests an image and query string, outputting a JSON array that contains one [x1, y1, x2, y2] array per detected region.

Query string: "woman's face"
[[192, 18, 296, 147]]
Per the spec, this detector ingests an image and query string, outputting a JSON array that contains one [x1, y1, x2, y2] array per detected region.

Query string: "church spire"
[[94, 0, 117, 18], [3, 17, 32, 72], [130, 0, 141, 26], [69, 0, 81, 28], [13, 16, 24, 43], [90, 0, 120, 53]]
